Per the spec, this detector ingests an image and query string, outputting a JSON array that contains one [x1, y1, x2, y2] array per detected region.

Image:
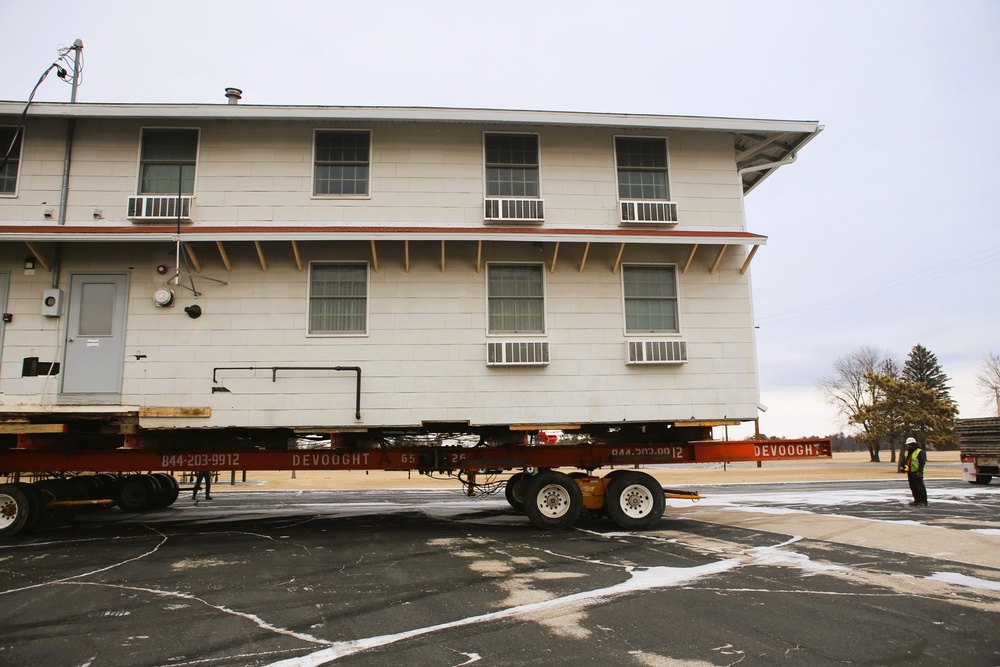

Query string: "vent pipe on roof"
[[224, 87, 243, 104]]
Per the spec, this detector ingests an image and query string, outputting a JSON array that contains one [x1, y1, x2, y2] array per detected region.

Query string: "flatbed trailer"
[[956, 417, 1000, 485], [0, 413, 832, 538]]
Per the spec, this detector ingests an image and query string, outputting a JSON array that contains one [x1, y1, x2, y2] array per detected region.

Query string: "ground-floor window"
[[308, 262, 368, 334], [622, 264, 678, 333], [487, 263, 545, 334]]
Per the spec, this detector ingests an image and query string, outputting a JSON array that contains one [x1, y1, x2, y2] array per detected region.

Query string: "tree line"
[[814, 344, 999, 463]]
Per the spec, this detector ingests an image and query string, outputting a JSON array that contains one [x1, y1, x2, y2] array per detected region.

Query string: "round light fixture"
[[153, 288, 174, 307]]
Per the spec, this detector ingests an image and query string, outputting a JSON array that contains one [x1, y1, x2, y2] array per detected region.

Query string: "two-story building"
[[0, 95, 821, 445]]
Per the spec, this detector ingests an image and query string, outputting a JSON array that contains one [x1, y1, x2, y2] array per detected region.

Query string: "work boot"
[[205, 495, 213, 500], [908, 501, 919, 506]]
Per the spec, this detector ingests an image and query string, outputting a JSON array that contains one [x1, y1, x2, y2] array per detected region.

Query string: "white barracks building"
[[0, 94, 821, 440]]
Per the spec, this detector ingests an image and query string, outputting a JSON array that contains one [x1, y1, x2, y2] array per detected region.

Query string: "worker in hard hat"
[[903, 437, 927, 507]]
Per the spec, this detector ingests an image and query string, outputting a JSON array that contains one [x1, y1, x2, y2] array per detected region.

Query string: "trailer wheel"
[[604, 471, 665, 531], [31, 479, 77, 526], [505, 473, 529, 511], [0, 484, 34, 538], [118, 475, 159, 512], [524, 471, 582, 530], [971, 475, 993, 485], [151, 473, 180, 507]]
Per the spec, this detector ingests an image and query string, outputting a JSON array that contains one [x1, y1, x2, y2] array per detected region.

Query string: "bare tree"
[[817, 346, 898, 462], [976, 351, 1000, 417]]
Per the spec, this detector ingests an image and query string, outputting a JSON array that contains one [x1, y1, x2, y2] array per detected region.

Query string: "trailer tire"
[[31, 479, 77, 526], [604, 471, 665, 531], [505, 473, 529, 511], [151, 473, 180, 507], [0, 484, 34, 538], [524, 471, 582, 530], [118, 475, 159, 512], [971, 475, 993, 485]]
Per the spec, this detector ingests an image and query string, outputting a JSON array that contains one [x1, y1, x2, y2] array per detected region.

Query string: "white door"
[[61, 273, 129, 401]]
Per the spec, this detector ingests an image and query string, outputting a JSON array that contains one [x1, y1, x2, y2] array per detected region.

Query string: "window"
[[314, 130, 370, 196], [0, 126, 22, 195], [139, 129, 198, 195], [487, 264, 545, 334], [615, 137, 669, 200], [308, 263, 368, 334], [485, 134, 539, 197], [623, 265, 678, 333]]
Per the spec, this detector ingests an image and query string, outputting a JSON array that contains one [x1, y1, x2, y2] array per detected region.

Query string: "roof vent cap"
[[224, 87, 243, 104]]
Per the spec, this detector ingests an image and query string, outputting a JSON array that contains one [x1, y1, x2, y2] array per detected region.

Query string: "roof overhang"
[[0, 225, 766, 246]]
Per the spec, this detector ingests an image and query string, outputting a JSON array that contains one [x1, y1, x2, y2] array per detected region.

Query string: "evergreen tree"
[[902, 344, 953, 404]]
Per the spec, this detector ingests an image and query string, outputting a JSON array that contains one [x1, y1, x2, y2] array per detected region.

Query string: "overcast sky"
[[1, 0, 997, 438]]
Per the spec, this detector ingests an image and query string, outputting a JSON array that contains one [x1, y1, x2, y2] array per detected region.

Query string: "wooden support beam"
[[183, 243, 202, 274], [404, 240, 410, 273], [254, 241, 268, 272], [216, 241, 232, 272], [682, 244, 699, 274], [0, 423, 67, 434], [740, 245, 760, 275], [612, 243, 626, 274], [550, 242, 560, 273], [370, 240, 379, 273], [138, 407, 212, 418], [24, 242, 51, 272], [476, 240, 483, 273], [710, 245, 728, 275], [291, 241, 303, 272], [579, 242, 590, 273]]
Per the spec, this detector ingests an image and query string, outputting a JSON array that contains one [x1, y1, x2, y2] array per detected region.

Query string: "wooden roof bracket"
[[612, 243, 626, 274], [441, 240, 446, 272], [215, 241, 232, 272], [709, 245, 727, 275], [476, 240, 483, 273], [740, 245, 760, 275], [682, 244, 699, 274], [184, 243, 202, 274], [254, 241, 268, 272], [550, 241, 560, 273], [370, 240, 379, 273], [291, 241, 303, 272], [579, 242, 590, 273], [24, 242, 52, 272], [404, 240, 410, 273]]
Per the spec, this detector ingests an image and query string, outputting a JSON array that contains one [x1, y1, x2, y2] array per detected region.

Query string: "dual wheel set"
[[0, 473, 181, 538], [505, 469, 667, 530]]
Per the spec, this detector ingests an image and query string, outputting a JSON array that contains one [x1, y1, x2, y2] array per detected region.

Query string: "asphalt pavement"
[[1, 479, 998, 666]]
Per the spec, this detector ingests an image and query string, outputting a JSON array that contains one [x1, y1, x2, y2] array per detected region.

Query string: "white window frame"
[[135, 127, 200, 197], [485, 262, 547, 336], [613, 135, 672, 202], [0, 125, 22, 198], [312, 129, 373, 199], [307, 260, 371, 337], [621, 263, 681, 335], [483, 132, 542, 199]]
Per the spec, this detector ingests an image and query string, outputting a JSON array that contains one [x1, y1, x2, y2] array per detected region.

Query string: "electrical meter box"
[[41, 289, 62, 317]]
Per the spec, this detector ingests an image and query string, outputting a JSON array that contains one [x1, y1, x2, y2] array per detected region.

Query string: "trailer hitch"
[[211, 366, 362, 420]]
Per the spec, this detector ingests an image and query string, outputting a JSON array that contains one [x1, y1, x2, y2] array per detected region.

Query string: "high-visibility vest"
[[908, 448, 924, 473]]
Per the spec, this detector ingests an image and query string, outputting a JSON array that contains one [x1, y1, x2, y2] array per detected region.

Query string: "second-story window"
[[139, 129, 198, 195], [485, 134, 539, 197], [622, 264, 679, 333], [615, 137, 669, 200], [487, 263, 545, 334], [314, 130, 371, 196], [0, 126, 22, 195]]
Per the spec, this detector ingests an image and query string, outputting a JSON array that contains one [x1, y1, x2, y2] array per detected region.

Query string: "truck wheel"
[[604, 471, 665, 531], [972, 475, 993, 485], [505, 472, 529, 511], [151, 473, 180, 507], [524, 471, 582, 530], [118, 475, 159, 512], [0, 484, 33, 538]]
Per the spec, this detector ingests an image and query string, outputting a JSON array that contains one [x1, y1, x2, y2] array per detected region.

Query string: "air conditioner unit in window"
[[487, 340, 550, 366], [626, 339, 688, 365], [127, 196, 193, 222], [619, 200, 678, 225], [484, 198, 544, 223]]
